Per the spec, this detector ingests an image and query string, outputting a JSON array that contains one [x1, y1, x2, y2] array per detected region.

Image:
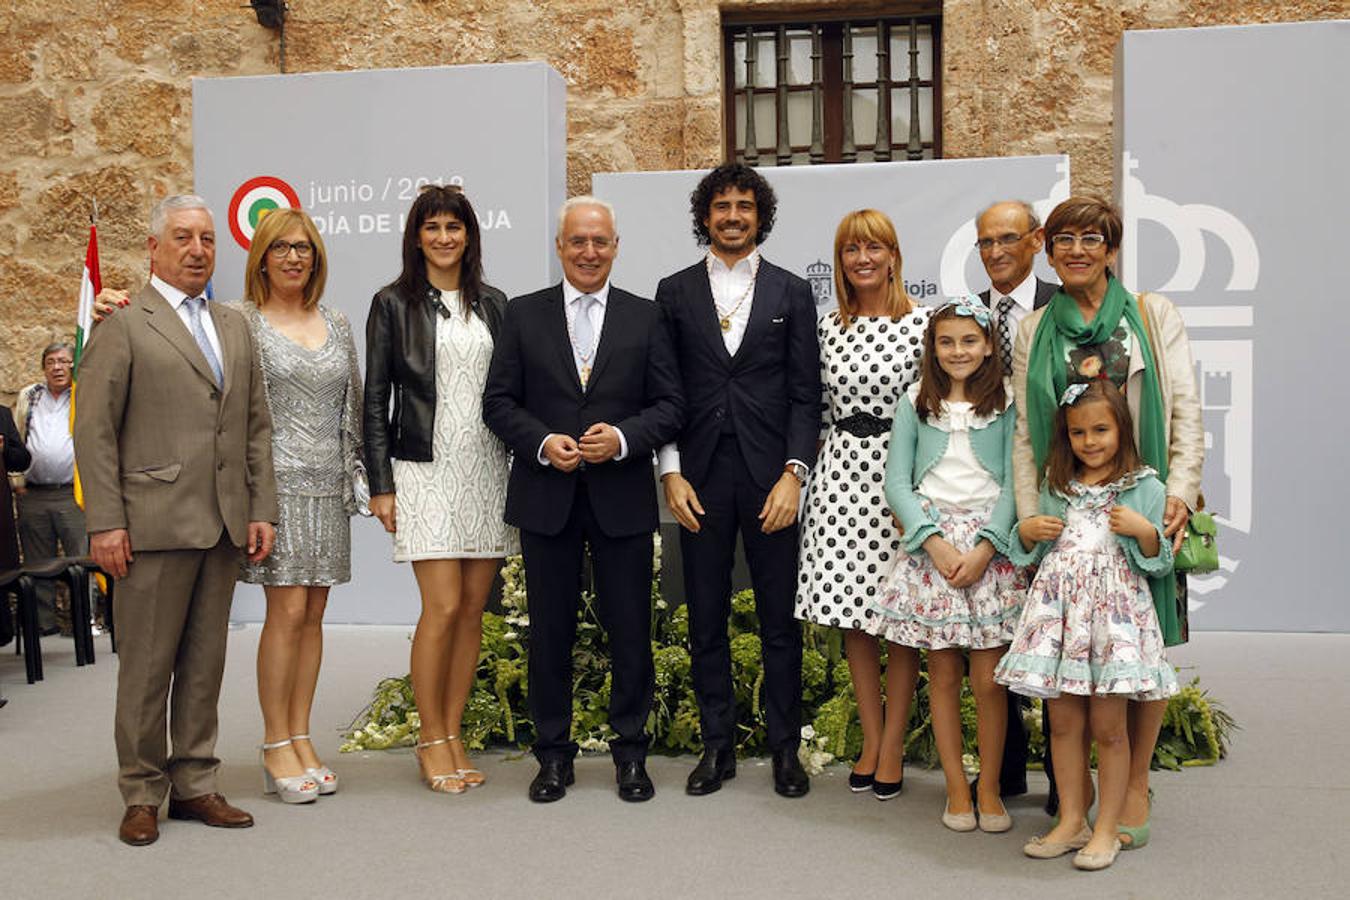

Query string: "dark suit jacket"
[[1, 406, 31, 571], [482, 283, 683, 538], [979, 276, 1059, 312], [73, 283, 278, 551], [656, 257, 821, 492]]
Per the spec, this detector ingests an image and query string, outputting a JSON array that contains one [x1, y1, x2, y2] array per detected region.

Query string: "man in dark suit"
[[483, 197, 683, 803], [975, 199, 1057, 804], [976, 199, 1057, 368], [74, 195, 277, 846], [657, 164, 820, 798]]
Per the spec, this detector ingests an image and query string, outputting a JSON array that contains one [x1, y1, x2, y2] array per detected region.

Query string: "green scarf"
[[1025, 276, 1181, 644]]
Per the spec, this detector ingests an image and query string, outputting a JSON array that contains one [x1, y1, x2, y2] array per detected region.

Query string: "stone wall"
[[0, 0, 1338, 398]]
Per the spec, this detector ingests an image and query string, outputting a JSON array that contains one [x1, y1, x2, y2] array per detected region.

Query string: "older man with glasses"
[[12, 341, 86, 635], [972, 199, 1059, 809]]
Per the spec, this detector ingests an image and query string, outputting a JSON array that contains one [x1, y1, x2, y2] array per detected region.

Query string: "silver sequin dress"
[[391, 291, 517, 561], [239, 302, 363, 586]]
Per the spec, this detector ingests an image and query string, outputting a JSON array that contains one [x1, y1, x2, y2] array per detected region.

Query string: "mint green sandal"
[[1118, 819, 1150, 849]]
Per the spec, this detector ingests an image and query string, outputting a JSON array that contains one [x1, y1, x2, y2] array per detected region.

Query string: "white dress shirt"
[[152, 273, 224, 368], [24, 386, 75, 484], [708, 249, 760, 355], [537, 278, 628, 466], [991, 270, 1039, 336]]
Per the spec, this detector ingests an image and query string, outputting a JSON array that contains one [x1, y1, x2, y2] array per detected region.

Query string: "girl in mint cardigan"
[[995, 380, 1178, 871], [871, 301, 1026, 834]]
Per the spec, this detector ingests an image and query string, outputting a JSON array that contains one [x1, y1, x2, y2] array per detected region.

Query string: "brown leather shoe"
[[167, 793, 254, 828], [119, 805, 160, 846]]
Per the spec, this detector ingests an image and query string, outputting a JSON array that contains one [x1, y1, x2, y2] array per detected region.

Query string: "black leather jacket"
[[363, 282, 507, 495]]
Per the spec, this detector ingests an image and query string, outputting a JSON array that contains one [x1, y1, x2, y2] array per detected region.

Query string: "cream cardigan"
[[1010, 291, 1205, 521]]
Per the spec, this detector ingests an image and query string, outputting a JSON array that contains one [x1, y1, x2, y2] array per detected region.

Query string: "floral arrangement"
[[341, 538, 1235, 774]]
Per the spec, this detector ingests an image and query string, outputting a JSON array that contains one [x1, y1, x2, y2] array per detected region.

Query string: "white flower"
[[800, 725, 816, 741], [503, 631, 518, 641]]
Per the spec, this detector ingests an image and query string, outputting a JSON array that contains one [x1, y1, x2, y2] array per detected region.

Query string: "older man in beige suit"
[[74, 194, 278, 847]]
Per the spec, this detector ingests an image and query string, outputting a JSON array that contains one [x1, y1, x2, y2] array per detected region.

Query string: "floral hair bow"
[[940, 297, 992, 328], [1060, 383, 1091, 406]]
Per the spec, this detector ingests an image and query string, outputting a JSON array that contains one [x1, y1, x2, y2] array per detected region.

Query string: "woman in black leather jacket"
[[364, 185, 515, 793]]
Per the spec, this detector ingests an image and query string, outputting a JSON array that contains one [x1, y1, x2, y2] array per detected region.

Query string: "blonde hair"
[[832, 209, 912, 329], [243, 208, 328, 309]]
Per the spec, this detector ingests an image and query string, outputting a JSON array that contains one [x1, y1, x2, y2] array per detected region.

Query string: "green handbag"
[[1174, 509, 1219, 573]]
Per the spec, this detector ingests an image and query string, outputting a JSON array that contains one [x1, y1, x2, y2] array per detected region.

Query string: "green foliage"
[[342, 543, 1235, 772]]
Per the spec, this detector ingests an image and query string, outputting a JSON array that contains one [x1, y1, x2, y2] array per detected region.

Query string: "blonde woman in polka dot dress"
[[795, 210, 930, 798]]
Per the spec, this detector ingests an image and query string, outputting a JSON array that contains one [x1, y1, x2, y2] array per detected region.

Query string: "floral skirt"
[[869, 503, 1025, 650], [994, 547, 1179, 700]]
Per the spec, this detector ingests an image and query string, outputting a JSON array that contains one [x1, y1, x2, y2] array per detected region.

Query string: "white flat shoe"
[[977, 800, 1013, 833], [291, 734, 338, 795], [260, 739, 319, 804], [942, 801, 977, 832], [1074, 839, 1122, 871]]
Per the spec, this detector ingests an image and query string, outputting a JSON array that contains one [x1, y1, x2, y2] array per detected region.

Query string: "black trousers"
[[1001, 691, 1030, 796], [520, 481, 654, 765], [680, 435, 802, 752]]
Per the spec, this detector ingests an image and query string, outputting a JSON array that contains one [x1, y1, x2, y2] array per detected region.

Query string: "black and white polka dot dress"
[[795, 307, 931, 630]]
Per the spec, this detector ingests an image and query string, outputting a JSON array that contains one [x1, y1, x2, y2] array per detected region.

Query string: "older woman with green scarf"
[[1010, 195, 1204, 850]]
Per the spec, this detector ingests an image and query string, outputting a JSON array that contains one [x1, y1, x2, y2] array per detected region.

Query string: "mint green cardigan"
[[1009, 472, 1175, 578], [882, 396, 1017, 557]]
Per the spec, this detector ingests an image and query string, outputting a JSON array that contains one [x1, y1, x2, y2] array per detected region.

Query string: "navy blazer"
[[656, 257, 821, 492], [482, 283, 684, 538]]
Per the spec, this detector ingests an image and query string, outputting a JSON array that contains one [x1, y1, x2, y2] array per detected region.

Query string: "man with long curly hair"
[[655, 164, 821, 798]]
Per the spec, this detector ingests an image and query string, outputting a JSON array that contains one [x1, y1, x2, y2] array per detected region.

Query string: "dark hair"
[[1044, 380, 1142, 495], [390, 185, 483, 313], [914, 304, 1005, 421], [1043, 195, 1123, 258], [689, 163, 777, 247]]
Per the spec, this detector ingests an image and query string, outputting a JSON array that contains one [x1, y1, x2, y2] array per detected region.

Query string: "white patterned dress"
[[869, 396, 1026, 649], [391, 291, 518, 561], [796, 307, 931, 629], [995, 471, 1178, 700]]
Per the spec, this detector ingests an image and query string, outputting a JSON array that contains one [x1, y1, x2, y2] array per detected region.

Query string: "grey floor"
[[1, 626, 1346, 899]]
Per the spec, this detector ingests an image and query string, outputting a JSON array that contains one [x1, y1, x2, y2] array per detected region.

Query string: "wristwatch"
[[784, 462, 808, 485]]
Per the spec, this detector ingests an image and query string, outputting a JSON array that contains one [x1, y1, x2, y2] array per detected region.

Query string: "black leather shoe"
[[616, 760, 655, 802], [772, 746, 810, 798], [528, 759, 574, 803], [685, 747, 736, 796]]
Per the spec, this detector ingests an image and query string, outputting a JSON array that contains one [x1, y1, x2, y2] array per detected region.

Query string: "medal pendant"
[[720, 317, 731, 332]]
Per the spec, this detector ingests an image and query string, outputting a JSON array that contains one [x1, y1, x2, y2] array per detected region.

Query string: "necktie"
[[573, 294, 597, 360], [996, 295, 1015, 368], [186, 296, 224, 387]]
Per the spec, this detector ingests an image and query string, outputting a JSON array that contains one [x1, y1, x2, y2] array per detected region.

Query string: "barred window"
[[723, 8, 941, 165]]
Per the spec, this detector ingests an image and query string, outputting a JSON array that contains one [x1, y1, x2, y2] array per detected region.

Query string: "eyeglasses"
[[975, 232, 1031, 251], [1049, 233, 1108, 251], [267, 240, 314, 259], [566, 236, 614, 251], [43, 358, 73, 369]]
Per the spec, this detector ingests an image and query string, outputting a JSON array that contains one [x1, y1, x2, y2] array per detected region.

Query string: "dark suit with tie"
[[482, 283, 683, 763], [981, 275, 1057, 798], [656, 258, 820, 752]]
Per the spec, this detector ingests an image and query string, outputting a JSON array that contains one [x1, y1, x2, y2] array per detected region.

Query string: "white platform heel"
[[260, 739, 320, 804], [291, 733, 339, 795]]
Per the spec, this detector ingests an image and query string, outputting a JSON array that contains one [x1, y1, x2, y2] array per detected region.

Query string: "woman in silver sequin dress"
[[364, 186, 515, 794], [239, 208, 364, 803]]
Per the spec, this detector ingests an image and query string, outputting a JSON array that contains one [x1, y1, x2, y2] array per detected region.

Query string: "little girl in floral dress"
[[996, 380, 1178, 871], [871, 301, 1026, 833]]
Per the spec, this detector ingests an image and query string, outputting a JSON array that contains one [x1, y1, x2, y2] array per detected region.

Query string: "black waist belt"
[[27, 482, 74, 490], [834, 412, 891, 438]]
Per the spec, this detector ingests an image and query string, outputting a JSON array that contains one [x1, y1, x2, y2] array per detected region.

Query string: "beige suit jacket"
[[1011, 291, 1205, 521], [73, 283, 278, 551]]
